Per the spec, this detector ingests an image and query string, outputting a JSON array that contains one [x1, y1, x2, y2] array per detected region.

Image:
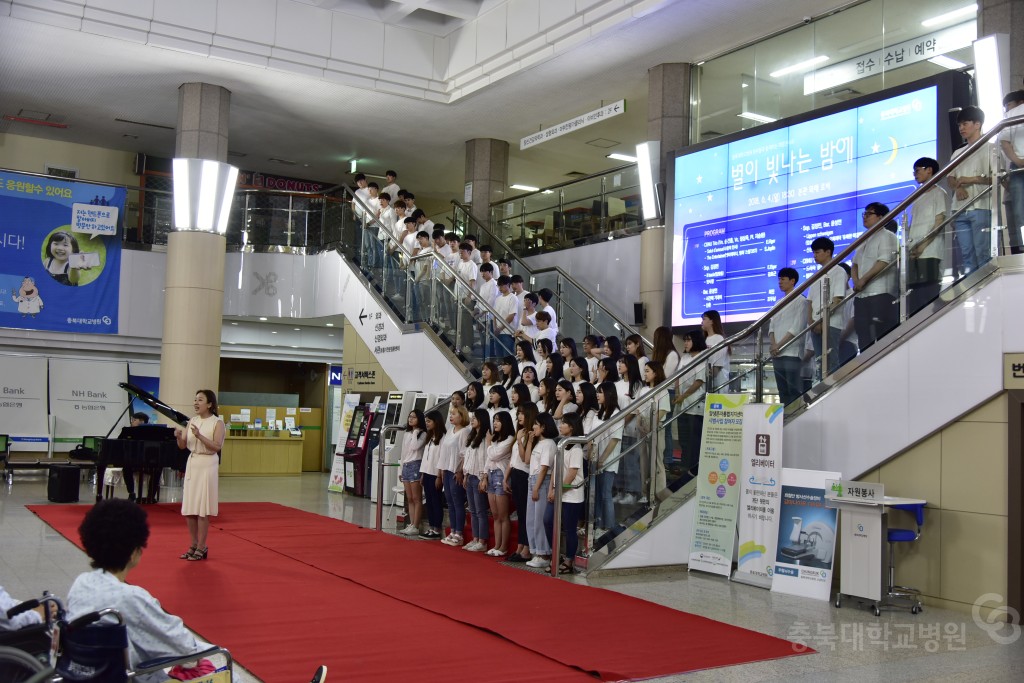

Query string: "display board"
[[0, 171, 124, 334], [0, 355, 50, 450], [49, 358, 128, 448], [669, 75, 965, 327]]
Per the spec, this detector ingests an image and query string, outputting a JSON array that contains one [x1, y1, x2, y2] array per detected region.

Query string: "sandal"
[[187, 547, 208, 561], [558, 558, 576, 574], [179, 545, 197, 560]]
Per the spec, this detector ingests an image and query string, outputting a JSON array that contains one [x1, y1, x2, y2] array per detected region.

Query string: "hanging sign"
[[520, 100, 626, 150]]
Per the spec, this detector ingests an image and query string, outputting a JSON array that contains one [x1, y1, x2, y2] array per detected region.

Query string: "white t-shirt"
[[592, 409, 623, 473], [677, 355, 706, 415], [437, 426, 469, 473], [949, 142, 991, 211], [808, 264, 851, 329], [853, 228, 899, 298], [456, 259, 478, 297], [381, 182, 400, 200], [485, 437, 513, 472], [378, 206, 396, 240], [519, 309, 539, 341], [510, 437, 528, 473], [541, 303, 559, 337], [908, 185, 948, 262], [421, 440, 442, 474], [534, 327, 556, 348], [399, 429, 427, 464], [528, 438, 556, 477], [462, 437, 488, 478], [999, 103, 1024, 160], [477, 277, 498, 312], [560, 445, 585, 504], [353, 186, 371, 219], [615, 379, 641, 437], [769, 292, 808, 358], [493, 292, 521, 332], [705, 333, 730, 392]]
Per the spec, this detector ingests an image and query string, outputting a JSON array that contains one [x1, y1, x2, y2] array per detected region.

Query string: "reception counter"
[[221, 431, 304, 476]]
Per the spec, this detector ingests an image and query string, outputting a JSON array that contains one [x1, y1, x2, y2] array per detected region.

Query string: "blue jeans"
[[526, 473, 551, 555], [442, 470, 466, 537], [811, 327, 842, 378], [421, 472, 443, 529], [618, 434, 641, 495], [496, 334, 515, 358], [594, 470, 616, 529], [545, 500, 584, 562], [773, 355, 803, 406], [465, 474, 489, 541], [1007, 164, 1024, 252], [954, 209, 992, 273]]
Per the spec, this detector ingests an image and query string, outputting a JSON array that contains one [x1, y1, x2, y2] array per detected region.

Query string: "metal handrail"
[[451, 199, 652, 349], [493, 163, 637, 204]]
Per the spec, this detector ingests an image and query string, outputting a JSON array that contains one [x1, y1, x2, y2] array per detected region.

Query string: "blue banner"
[[0, 171, 123, 334]]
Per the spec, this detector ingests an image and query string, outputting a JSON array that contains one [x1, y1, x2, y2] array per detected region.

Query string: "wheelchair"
[[0, 597, 233, 683]]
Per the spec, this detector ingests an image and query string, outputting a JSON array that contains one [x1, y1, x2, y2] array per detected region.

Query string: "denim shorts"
[[486, 469, 506, 494], [401, 460, 422, 483]]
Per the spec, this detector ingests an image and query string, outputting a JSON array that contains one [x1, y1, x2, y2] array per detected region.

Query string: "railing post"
[[600, 176, 607, 232], [820, 276, 831, 381], [550, 439, 564, 578], [520, 199, 527, 251], [898, 215, 908, 324], [754, 327, 764, 403], [991, 145, 1001, 259]]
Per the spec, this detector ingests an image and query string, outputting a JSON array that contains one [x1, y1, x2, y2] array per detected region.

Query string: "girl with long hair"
[[417, 411, 447, 540], [398, 409, 427, 536], [483, 411, 515, 557], [546, 412, 586, 574], [504, 402, 538, 562], [461, 408, 492, 552], [523, 412, 558, 569], [592, 382, 622, 537]]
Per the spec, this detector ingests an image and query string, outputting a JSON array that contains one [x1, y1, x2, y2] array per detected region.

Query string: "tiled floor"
[[3, 471, 1022, 682]]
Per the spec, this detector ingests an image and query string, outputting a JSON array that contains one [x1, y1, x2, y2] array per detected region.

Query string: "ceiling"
[[1, 0, 866, 209]]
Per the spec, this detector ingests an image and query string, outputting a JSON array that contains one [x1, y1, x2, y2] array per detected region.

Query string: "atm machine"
[[341, 402, 374, 497], [369, 392, 441, 504]]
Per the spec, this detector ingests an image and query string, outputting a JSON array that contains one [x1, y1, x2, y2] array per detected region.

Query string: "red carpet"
[[30, 502, 810, 682]]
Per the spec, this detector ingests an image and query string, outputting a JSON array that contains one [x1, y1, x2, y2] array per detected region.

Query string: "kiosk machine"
[[369, 392, 441, 503]]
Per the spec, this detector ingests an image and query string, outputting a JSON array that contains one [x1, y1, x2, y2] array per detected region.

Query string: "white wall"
[[522, 233, 642, 324]]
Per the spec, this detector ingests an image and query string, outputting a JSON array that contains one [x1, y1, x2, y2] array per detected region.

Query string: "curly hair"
[[78, 499, 150, 571]]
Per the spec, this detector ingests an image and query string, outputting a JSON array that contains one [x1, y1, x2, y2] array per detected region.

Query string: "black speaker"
[[633, 302, 645, 326], [47, 465, 79, 503], [133, 152, 147, 176]]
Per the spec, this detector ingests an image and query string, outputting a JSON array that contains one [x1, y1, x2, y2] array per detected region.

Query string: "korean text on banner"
[[0, 171, 124, 334], [0, 355, 50, 451], [733, 403, 785, 587], [771, 467, 842, 601], [49, 358, 128, 450], [688, 393, 749, 576]]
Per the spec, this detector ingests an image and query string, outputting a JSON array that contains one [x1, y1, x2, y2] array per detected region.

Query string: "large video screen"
[[670, 85, 938, 326]]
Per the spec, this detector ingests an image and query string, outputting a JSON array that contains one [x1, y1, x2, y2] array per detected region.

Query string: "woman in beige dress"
[[174, 389, 225, 561]]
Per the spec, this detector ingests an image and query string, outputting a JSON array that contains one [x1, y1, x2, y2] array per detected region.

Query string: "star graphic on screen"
[[871, 142, 880, 154], [696, 175, 703, 184], [707, 193, 714, 202]]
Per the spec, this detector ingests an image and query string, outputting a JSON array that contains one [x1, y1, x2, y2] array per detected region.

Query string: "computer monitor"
[[82, 436, 104, 452]]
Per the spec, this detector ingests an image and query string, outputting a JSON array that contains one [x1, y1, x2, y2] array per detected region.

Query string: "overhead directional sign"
[[520, 100, 626, 150]]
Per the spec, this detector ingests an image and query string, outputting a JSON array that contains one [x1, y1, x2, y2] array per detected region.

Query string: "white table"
[[828, 495, 927, 615]]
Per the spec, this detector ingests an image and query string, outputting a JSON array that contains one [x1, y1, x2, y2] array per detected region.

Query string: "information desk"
[[220, 431, 304, 476], [828, 495, 926, 616]]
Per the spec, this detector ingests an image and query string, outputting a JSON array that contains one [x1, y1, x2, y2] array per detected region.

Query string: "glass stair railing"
[[447, 199, 651, 350], [547, 113, 1024, 577]]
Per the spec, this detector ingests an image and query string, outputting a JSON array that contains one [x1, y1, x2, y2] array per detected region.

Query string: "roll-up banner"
[[0, 355, 50, 451], [49, 358, 128, 449], [688, 393, 749, 577], [0, 171, 123, 334], [733, 403, 785, 588], [771, 467, 842, 601]]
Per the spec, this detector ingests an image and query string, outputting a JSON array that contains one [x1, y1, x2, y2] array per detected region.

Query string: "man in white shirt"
[[465, 235, 483, 266], [493, 275, 521, 357], [518, 292, 540, 342], [352, 173, 374, 268], [852, 202, 899, 352], [510, 274, 527, 309], [948, 106, 992, 273], [769, 268, 808, 407], [476, 262, 499, 355], [411, 230, 432, 320], [412, 209, 434, 235], [537, 288, 559, 337], [403, 192, 418, 216], [456, 243, 479, 352], [907, 157, 948, 314], [1000, 91, 1024, 255], [807, 236, 850, 377], [381, 170, 400, 202]]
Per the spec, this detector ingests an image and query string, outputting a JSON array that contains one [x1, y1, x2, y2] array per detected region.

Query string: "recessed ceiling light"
[[770, 55, 829, 78], [290, 345, 299, 348], [230, 322, 238, 325], [510, 184, 539, 192], [325, 323, 334, 327], [738, 111, 778, 124], [259, 317, 268, 321], [268, 157, 297, 165], [122, 133, 139, 140], [328, 333, 335, 337], [271, 331, 278, 334], [607, 152, 638, 162], [922, 4, 977, 28], [928, 55, 968, 70], [294, 328, 301, 331]]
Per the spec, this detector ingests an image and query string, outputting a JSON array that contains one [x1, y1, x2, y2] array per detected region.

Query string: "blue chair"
[[887, 502, 925, 614]]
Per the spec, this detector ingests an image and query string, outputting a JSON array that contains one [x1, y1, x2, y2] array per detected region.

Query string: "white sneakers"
[[619, 493, 637, 505], [462, 540, 487, 552], [441, 533, 464, 547], [525, 556, 551, 569], [399, 524, 420, 536]]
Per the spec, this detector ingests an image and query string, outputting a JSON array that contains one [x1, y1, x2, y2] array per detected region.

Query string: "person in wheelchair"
[[0, 586, 48, 631], [67, 499, 219, 682]]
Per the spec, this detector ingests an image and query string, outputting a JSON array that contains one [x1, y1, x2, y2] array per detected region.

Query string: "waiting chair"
[[887, 502, 926, 614]]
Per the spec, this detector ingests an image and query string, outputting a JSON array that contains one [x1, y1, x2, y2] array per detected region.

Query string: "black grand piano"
[[95, 382, 190, 503]]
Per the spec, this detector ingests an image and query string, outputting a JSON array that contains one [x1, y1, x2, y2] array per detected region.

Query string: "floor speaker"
[[47, 465, 80, 503]]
